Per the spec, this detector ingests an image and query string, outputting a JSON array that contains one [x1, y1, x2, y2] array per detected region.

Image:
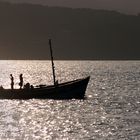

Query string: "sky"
[[1, 0, 140, 15], [0, 0, 140, 60]]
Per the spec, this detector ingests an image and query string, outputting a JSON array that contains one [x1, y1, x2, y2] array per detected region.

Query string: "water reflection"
[[0, 61, 140, 139]]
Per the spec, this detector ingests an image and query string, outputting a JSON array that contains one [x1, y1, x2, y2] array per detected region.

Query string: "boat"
[[0, 76, 90, 99], [0, 39, 90, 99]]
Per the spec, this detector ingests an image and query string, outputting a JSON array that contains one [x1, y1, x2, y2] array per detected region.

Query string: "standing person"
[[19, 74, 23, 89], [10, 74, 14, 89]]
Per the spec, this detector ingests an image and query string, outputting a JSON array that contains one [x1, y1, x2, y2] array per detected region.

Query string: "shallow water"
[[0, 61, 140, 139]]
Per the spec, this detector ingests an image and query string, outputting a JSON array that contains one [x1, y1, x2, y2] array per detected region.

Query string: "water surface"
[[0, 61, 140, 139]]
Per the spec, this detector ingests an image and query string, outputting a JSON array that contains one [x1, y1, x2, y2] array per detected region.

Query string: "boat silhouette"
[[0, 39, 90, 99]]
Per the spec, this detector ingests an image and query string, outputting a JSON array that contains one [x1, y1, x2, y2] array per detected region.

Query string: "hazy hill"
[[0, 2, 140, 60], [1, 0, 140, 15]]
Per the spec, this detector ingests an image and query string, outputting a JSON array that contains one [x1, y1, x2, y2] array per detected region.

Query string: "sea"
[[0, 60, 140, 140]]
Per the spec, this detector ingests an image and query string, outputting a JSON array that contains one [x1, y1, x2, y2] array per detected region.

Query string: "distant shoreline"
[[0, 2, 140, 60]]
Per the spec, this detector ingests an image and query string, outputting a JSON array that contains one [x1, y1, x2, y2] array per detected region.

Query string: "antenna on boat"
[[49, 39, 56, 85]]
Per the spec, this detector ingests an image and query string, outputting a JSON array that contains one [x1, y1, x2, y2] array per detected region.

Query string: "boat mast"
[[49, 39, 56, 85]]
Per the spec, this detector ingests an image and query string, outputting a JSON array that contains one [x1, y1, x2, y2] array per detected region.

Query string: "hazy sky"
[[1, 0, 140, 15], [0, 0, 140, 60]]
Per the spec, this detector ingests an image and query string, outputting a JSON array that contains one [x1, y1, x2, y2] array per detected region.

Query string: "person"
[[19, 74, 23, 89], [0, 85, 4, 89], [10, 74, 14, 89], [24, 83, 30, 89]]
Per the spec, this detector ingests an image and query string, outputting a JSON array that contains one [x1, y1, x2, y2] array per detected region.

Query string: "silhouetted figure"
[[0, 85, 4, 89], [19, 74, 23, 89], [30, 85, 34, 89], [10, 74, 14, 89], [24, 83, 30, 89]]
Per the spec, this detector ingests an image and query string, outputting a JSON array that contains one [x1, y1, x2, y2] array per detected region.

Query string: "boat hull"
[[0, 76, 90, 99]]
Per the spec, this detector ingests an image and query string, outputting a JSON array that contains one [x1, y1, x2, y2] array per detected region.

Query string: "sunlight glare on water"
[[0, 60, 53, 89], [0, 60, 140, 139]]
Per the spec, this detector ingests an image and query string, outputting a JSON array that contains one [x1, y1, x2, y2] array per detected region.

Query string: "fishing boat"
[[0, 76, 90, 99], [0, 39, 90, 99]]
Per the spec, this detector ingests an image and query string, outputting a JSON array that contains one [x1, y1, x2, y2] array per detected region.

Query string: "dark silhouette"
[[30, 85, 34, 89], [0, 85, 4, 89], [0, 2, 140, 60], [10, 74, 14, 89], [1, 0, 140, 15], [24, 83, 30, 89], [19, 74, 23, 89], [0, 76, 90, 99]]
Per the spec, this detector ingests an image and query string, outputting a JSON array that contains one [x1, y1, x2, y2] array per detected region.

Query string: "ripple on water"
[[0, 61, 140, 139]]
